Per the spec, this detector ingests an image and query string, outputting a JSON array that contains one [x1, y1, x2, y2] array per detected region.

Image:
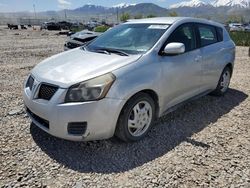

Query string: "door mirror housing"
[[162, 42, 185, 55]]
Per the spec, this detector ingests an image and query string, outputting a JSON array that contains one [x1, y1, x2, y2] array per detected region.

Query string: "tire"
[[115, 93, 156, 142], [211, 66, 231, 96]]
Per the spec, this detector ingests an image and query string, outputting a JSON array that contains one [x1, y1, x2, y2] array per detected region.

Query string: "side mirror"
[[162, 42, 185, 55]]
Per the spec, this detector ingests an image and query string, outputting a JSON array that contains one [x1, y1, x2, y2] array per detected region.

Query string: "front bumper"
[[23, 86, 125, 141]]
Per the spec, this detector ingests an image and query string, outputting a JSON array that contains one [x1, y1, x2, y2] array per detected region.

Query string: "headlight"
[[65, 73, 115, 102]]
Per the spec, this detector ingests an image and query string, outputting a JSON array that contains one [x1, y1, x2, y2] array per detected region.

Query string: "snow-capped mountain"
[[112, 3, 137, 8], [169, 0, 250, 8], [212, 0, 250, 8], [169, 0, 208, 8]]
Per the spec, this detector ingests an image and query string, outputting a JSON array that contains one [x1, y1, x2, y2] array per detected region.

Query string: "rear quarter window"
[[197, 24, 218, 47], [216, 27, 223, 42]]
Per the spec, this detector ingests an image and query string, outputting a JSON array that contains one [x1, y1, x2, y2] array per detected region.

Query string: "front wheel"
[[115, 93, 156, 142], [211, 67, 231, 96]]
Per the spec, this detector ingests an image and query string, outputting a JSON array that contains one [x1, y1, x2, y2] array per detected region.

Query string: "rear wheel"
[[211, 67, 231, 96], [115, 93, 156, 142]]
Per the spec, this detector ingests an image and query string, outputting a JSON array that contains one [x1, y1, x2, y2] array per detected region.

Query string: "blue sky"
[[0, 0, 210, 12]]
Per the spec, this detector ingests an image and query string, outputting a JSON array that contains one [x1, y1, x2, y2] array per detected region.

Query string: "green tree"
[[94, 25, 110, 32], [134, 14, 143, 19], [147, 14, 156, 18], [227, 15, 242, 23], [168, 11, 178, 17], [120, 13, 130, 22]]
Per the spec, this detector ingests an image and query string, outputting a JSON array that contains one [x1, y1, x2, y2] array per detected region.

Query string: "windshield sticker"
[[137, 49, 147, 52], [148, 25, 169, 29]]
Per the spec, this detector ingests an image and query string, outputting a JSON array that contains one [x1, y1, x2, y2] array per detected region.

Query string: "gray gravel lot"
[[0, 28, 250, 187]]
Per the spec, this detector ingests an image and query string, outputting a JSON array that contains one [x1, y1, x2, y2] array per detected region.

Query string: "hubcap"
[[220, 70, 231, 92], [128, 101, 153, 137]]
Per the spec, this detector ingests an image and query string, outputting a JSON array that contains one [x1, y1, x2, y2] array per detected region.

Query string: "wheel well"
[[115, 89, 160, 135], [225, 63, 233, 74], [137, 89, 160, 118]]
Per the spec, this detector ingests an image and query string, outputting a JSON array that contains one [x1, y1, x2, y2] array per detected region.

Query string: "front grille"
[[26, 107, 50, 129], [38, 84, 58, 100], [26, 76, 34, 90]]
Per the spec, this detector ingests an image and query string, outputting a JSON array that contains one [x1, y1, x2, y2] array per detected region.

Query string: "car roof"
[[127, 17, 184, 24], [126, 17, 223, 27]]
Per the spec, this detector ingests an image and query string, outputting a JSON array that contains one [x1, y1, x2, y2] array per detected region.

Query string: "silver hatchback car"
[[23, 17, 235, 142]]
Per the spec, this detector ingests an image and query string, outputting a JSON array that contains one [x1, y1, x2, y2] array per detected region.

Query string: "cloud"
[[57, 0, 71, 9]]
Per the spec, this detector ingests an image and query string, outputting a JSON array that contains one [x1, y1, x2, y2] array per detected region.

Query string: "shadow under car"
[[30, 88, 248, 173]]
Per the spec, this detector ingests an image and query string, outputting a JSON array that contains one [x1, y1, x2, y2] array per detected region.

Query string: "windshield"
[[86, 23, 169, 54]]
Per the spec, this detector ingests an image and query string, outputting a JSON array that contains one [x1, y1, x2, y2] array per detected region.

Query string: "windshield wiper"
[[94, 49, 110, 55], [97, 48, 129, 56], [81, 46, 86, 51]]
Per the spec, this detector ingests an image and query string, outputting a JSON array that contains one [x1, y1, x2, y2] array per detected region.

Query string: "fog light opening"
[[67, 122, 87, 136]]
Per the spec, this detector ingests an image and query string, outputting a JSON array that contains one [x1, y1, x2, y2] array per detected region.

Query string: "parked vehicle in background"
[[7, 24, 18, 30], [20, 25, 27, 29], [41, 22, 61, 31], [64, 30, 101, 50], [244, 24, 250, 32], [57, 21, 72, 30], [229, 23, 244, 31], [70, 22, 84, 31], [85, 20, 102, 31], [47, 22, 61, 31], [41, 22, 48, 30], [23, 17, 235, 142]]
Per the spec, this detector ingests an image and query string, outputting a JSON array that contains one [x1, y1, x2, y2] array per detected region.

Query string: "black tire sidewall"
[[219, 67, 231, 93], [212, 67, 231, 96], [116, 93, 156, 142]]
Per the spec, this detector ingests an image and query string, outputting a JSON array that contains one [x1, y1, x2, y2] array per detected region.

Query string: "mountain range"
[[212, 0, 250, 8], [170, 0, 250, 8], [44, 0, 250, 19]]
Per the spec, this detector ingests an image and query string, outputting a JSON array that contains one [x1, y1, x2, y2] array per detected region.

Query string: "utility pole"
[[33, 4, 37, 19], [116, 7, 119, 24], [64, 9, 67, 20], [33, 4, 37, 25]]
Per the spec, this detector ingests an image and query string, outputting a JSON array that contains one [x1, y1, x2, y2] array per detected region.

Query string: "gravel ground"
[[0, 28, 249, 188]]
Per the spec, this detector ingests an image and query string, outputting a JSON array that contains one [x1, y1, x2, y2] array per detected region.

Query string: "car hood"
[[31, 48, 142, 88]]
